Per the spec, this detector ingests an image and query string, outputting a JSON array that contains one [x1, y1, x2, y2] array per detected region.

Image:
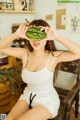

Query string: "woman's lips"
[[33, 42, 40, 47]]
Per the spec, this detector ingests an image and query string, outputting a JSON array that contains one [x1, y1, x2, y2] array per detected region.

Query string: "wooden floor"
[[70, 108, 80, 120]]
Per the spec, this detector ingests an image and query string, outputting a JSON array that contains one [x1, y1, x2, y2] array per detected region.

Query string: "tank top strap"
[[22, 51, 29, 68], [45, 52, 51, 68]]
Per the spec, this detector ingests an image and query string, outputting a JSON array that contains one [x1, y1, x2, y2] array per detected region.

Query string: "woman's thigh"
[[16, 105, 52, 120], [6, 100, 29, 120]]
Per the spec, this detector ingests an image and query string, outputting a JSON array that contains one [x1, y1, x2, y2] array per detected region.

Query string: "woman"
[[0, 19, 80, 120]]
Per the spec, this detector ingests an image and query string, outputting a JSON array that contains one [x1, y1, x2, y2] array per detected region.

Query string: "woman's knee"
[[6, 100, 29, 120], [16, 105, 53, 120]]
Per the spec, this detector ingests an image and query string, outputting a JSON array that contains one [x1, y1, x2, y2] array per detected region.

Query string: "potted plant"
[[0, 67, 23, 95]]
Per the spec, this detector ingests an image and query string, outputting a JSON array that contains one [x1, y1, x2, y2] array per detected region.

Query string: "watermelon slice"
[[25, 26, 47, 41]]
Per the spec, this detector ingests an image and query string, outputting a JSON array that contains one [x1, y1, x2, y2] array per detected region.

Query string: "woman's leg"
[[16, 105, 53, 120], [6, 100, 29, 120]]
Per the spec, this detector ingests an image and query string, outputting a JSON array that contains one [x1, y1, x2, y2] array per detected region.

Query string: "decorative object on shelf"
[[0, 0, 14, 10], [70, 15, 80, 33], [45, 14, 53, 20], [56, 9, 66, 29], [29, 0, 35, 11], [14, 0, 23, 10], [22, 0, 27, 11], [19, 0, 27, 11]]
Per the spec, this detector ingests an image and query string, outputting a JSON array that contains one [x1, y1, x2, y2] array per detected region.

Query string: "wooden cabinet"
[[0, 83, 20, 114], [0, 56, 24, 114]]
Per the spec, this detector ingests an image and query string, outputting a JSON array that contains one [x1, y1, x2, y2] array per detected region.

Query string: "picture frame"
[[0, 2, 14, 10], [70, 15, 80, 33], [56, 9, 66, 29]]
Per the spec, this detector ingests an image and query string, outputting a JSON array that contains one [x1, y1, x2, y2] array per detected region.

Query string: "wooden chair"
[[49, 59, 80, 120]]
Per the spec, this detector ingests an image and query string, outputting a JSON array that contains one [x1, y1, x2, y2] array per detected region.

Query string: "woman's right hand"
[[15, 24, 28, 39]]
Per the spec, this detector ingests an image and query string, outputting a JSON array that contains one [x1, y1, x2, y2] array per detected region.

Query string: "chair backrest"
[[54, 59, 80, 91], [54, 59, 80, 101], [60, 59, 80, 84], [60, 59, 80, 74]]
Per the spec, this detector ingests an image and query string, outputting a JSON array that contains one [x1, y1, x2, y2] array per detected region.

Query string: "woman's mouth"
[[33, 42, 40, 47]]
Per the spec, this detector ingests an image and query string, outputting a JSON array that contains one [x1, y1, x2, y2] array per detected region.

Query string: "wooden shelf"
[[0, 10, 37, 14]]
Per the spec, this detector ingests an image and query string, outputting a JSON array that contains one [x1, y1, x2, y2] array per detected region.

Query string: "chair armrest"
[[63, 80, 80, 108]]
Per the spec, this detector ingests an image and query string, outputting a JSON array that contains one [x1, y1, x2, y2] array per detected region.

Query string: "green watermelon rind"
[[25, 26, 47, 41]]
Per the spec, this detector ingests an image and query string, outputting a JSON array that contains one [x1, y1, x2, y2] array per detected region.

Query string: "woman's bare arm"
[[44, 27, 80, 62], [55, 34, 80, 63], [0, 24, 28, 59]]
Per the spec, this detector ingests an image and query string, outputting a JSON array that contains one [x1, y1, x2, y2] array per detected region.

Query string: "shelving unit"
[[0, 10, 37, 14]]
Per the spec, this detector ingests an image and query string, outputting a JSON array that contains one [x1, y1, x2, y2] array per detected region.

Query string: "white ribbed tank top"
[[21, 52, 54, 92]]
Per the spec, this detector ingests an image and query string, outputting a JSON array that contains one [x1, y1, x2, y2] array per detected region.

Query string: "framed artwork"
[[70, 15, 80, 33], [56, 9, 66, 29], [0, 2, 14, 10]]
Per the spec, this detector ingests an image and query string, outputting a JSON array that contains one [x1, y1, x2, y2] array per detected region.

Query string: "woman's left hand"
[[41, 27, 58, 41]]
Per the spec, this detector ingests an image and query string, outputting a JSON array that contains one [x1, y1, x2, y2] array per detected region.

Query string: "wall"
[[35, 0, 80, 50], [0, 13, 36, 38]]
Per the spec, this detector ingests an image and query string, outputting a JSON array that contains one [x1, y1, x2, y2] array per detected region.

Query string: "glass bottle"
[[29, 0, 35, 11]]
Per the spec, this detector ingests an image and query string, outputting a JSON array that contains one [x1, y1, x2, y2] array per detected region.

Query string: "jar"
[[29, 0, 35, 11], [14, 0, 23, 10]]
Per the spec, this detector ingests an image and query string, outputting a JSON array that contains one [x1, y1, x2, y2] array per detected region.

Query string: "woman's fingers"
[[25, 26, 28, 33], [23, 26, 56, 41], [15, 24, 28, 39], [40, 26, 45, 31], [45, 27, 50, 33]]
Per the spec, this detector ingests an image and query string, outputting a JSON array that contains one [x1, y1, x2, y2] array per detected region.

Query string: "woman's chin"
[[33, 47, 41, 51]]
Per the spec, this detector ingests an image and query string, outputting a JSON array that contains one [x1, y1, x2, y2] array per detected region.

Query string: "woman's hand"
[[15, 24, 28, 39], [41, 27, 58, 41]]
